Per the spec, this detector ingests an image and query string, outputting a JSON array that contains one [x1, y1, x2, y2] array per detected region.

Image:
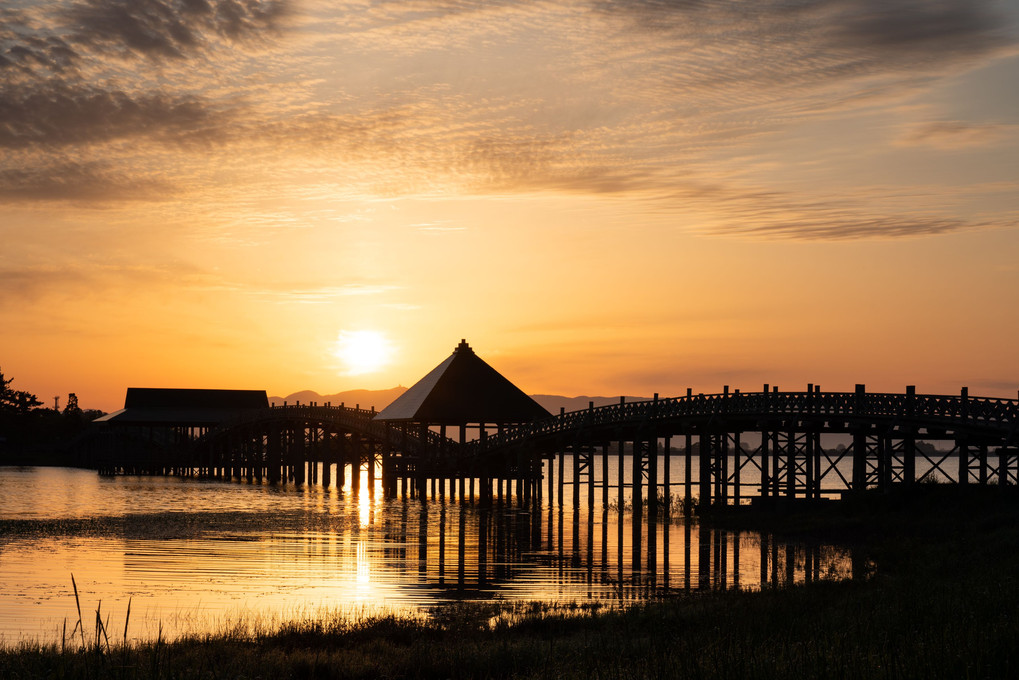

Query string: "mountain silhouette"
[[269, 388, 650, 416]]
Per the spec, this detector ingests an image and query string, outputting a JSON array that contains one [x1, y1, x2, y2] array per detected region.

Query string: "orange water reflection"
[[0, 467, 857, 646]]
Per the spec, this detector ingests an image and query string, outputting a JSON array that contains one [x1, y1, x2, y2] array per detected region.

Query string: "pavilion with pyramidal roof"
[[375, 339, 549, 440], [374, 339, 550, 500]]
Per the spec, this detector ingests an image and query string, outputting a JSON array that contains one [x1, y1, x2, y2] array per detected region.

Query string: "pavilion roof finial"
[[456, 339, 472, 353]]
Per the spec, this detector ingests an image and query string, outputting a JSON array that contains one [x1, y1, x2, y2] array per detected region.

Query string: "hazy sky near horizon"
[[3, 0, 1018, 411]]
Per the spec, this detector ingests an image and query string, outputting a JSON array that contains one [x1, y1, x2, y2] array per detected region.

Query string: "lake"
[[0, 465, 855, 647]]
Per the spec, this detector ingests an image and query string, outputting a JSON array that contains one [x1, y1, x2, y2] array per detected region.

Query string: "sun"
[[333, 330, 393, 376]]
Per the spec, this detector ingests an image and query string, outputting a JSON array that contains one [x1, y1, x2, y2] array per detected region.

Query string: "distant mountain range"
[[268, 388, 651, 416], [268, 387, 407, 412]]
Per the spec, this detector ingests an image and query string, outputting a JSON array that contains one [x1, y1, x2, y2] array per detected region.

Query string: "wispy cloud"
[[0, 160, 173, 202], [64, 0, 291, 60], [0, 81, 227, 149], [897, 121, 1009, 149], [414, 223, 467, 232], [0, 261, 207, 304], [0, 262, 400, 313], [2, 0, 1016, 238], [250, 283, 401, 304], [672, 180, 988, 240]]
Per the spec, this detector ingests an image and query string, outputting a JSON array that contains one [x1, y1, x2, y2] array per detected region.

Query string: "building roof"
[[94, 388, 269, 426], [374, 340, 550, 424]]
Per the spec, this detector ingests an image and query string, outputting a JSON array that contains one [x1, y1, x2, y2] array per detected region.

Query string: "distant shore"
[[2, 485, 1017, 678]]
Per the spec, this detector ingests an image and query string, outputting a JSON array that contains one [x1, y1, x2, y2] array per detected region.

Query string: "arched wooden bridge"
[[94, 385, 1019, 508], [469, 384, 1019, 514]]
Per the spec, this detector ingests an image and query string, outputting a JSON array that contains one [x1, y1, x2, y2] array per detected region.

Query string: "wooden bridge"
[[91, 384, 1019, 511]]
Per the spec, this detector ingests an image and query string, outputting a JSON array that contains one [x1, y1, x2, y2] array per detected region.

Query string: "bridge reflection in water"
[[381, 494, 857, 602], [0, 465, 860, 645]]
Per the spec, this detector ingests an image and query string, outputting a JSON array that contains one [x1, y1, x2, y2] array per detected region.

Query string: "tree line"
[[0, 367, 106, 464]]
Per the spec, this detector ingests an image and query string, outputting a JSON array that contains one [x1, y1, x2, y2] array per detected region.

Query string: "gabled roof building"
[[94, 388, 269, 427]]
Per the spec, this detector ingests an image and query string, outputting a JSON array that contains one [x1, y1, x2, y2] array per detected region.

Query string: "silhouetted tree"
[[0, 367, 42, 415]]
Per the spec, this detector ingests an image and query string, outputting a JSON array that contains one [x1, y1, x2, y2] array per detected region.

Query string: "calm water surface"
[[0, 466, 854, 646]]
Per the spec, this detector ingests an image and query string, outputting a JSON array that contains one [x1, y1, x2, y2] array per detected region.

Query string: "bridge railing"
[[472, 389, 1019, 454], [200, 404, 458, 454], [199, 390, 1018, 459]]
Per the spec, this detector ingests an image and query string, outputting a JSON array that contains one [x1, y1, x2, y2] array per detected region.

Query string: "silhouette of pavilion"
[[94, 387, 268, 440], [374, 339, 549, 443], [97, 388, 268, 425]]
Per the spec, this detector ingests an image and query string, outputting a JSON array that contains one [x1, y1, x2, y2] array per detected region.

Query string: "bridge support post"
[[978, 444, 988, 485], [647, 433, 658, 577], [382, 449, 395, 497], [684, 433, 693, 508], [309, 428, 318, 485], [998, 448, 1017, 487], [662, 437, 670, 517], [814, 431, 823, 499], [558, 451, 565, 509], [342, 442, 351, 494], [805, 431, 815, 500], [267, 423, 281, 484], [369, 442, 379, 491], [852, 430, 867, 492], [632, 438, 644, 574], [616, 437, 625, 566], [294, 426, 306, 486], [785, 430, 796, 499], [354, 437, 364, 496], [879, 435, 892, 492], [483, 477, 493, 506], [733, 432, 741, 506], [602, 444, 610, 510], [903, 386, 916, 486], [573, 448, 581, 512], [723, 434, 732, 503], [698, 433, 711, 507], [903, 434, 916, 486], [546, 456, 554, 510]]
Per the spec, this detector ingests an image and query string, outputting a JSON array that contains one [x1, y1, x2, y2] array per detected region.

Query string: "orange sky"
[[2, 0, 1018, 412]]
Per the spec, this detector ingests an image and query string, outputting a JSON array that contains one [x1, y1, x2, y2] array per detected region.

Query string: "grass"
[[3, 485, 1018, 678]]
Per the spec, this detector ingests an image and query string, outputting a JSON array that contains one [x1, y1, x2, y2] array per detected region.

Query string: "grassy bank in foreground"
[[3, 486, 1018, 679]]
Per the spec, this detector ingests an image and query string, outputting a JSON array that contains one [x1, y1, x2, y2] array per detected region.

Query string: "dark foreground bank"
[[3, 486, 1017, 679]]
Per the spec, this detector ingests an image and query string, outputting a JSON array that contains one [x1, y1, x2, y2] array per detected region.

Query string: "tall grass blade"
[[123, 597, 132, 647], [95, 600, 111, 653], [71, 574, 85, 650]]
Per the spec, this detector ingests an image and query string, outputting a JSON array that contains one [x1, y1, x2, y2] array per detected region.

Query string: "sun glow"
[[333, 330, 393, 376]]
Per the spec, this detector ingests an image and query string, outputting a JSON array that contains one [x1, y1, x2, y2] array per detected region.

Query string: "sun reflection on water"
[[358, 483, 372, 528], [356, 540, 371, 586], [0, 467, 858, 646]]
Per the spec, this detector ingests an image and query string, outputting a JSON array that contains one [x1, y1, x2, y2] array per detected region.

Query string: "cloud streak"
[[0, 160, 173, 202], [897, 121, 1009, 149], [64, 0, 291, 60], [2, 0, 1016, 238], [0, 81, 226, 149]]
